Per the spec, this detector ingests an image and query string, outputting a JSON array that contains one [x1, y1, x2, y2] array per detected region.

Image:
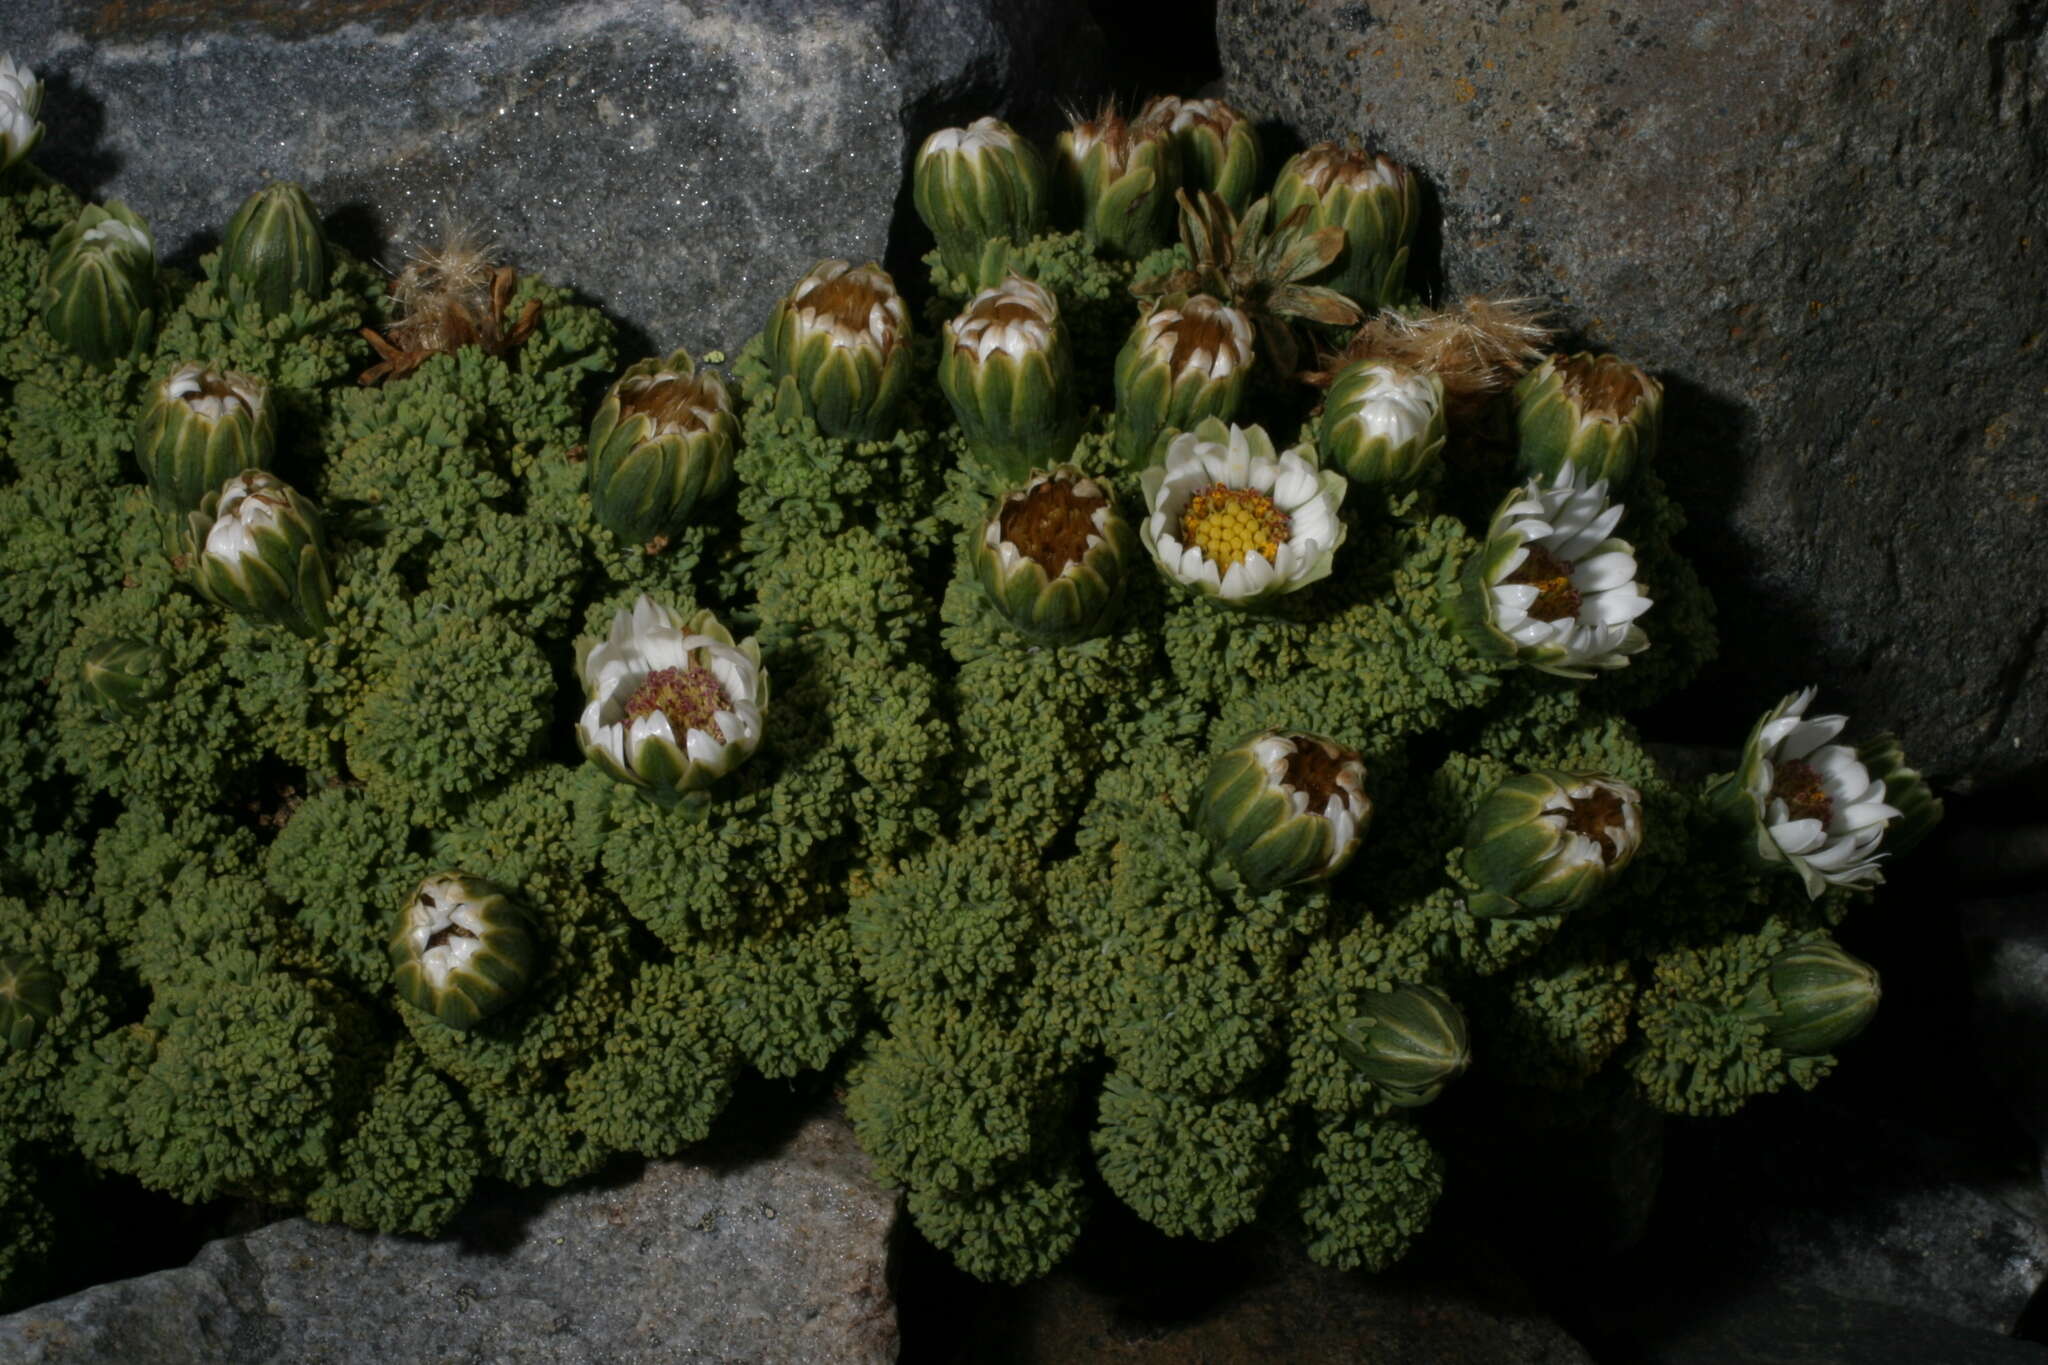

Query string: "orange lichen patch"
[[624, 665, 730, 742], [1503, 542, 1582, 622], [1000, 477, 1104, 577], [1181, 484, 1291, 571]]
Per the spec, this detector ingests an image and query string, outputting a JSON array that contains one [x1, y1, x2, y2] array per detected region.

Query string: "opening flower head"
[[948, 275, 1059, 364], [790, 259, 909, 356], [1134, 295, 1254, 382], [576, 596, 767, 800], [165, 363, 265, 428], [0, 54, 43, 173], [1196, 730, 1372, 890], [1728, 689, 1903, 897], [974, 466, 1134, 646], [1285, 143, 1408, 195], [1463, 770, 1643, 917], [1139, 419, 1346, 605], [1470, 469, 1652, 677]]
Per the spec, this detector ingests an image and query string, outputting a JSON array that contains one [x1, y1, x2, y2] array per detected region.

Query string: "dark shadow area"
[[35, 70, 118, 203]]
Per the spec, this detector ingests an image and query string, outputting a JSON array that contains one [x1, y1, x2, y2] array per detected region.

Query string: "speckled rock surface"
[[0, 1109, 899, 1364], [1218, 0, 2048, 790], [8, 0, 1088, 353]]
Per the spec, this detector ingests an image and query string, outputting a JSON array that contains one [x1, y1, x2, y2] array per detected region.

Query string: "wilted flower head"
[[1469, 470, 1652, 677], [576, 596, 767, 801], [1728, 689, 1902, 897], [1, 55, 45, 173], [1139, 419, 1346, 605]]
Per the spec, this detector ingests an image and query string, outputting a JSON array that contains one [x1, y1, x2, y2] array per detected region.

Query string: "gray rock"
[[1218, 0, 2048, 790], [0, 1108, 899, 1364], [965, 1228, 1596, 1364], [1634, 1284, 2048, 1365], [1961, 892, 2048, 1156], [10, 0, 1088, 354]]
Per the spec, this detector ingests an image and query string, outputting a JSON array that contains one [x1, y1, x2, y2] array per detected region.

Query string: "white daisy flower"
[[1470, 469, 1652, 677], [1138, 418, 1347, 605], [0, 54, 43, 174], [1731, 688, 1903, 897], [575, 596, 768, 800]]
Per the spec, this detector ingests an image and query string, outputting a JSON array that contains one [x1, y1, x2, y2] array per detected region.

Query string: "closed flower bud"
[[587, 348, 737, 546], [939, 275, 1079, 483], [764, 259, 912, 440], [39, 200, 156, 369], [390, 874, 539, 1031], [135, 363, 275, 514], [576, 597, 768, 802], [1853, 733, 1943, 859], [1137, 95, 1261, 214], [1462, 771, 1642, 918], [1269, 144, 1418, 311], [79, 637, 171, 719], [0, 53, 44, 174], [184, 471, 334, 639], [1318, 361, 1447, 488], [1332, 983, 1471, 1108], [0, 954, 60, 1052], [217, 181, 331, 321], [1738, 938, 1880, 1056], [1113, 294, 1254, 470], [913, 117, 1049, 277], [1515, 352, 1662, 488], [1195, 730, 1371, 891], [973, 466, 1135, 646], [1053, 106, 1182, 259]]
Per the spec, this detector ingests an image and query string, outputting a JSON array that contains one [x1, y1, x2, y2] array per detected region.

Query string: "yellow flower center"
[[624, 665, 730, 742], [1503, 542, 1582, 622], [1180, 484, 1290, 572], [1769, 759, 1834, 827]]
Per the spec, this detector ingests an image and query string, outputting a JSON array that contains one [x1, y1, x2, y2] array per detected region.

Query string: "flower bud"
[[939, 275, 1079, 483], [1113, 294, 1254, 470], [1462, 771, 1642, 918], [1332, 983, 1471, 1108], [1053, 106, 1182, 259], [184, 471, 334, 638], [576, 597, 769, 801], [0, 54, 45, 174], [1136, 96, 1261, 214], [1195, 730, 1371, 891], [1738, 938, 1880, 1056], [390, 873, 539, 1031], [1269, 144, 1418, 311], [972, 466, 1135, 646], [0, 954, 60, 1052], [763, 259, 913, 440], [1853, 733, 1943, 858], [1318, 361, 1447, 488], [913, 117, 1049, 277], [39, 200, 156, 369], [586, 349, 738, 546], [217, 181, 332, 321], [135, 364, 275, 514], [79, 637, 171, 719], [1514, 352, 1663, 489]]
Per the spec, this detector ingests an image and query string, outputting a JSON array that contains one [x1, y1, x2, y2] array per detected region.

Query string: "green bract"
[[39, 199, 156, 369], [217, 181, 331, 322], [1515, 352, 1663, 489], [763, 258, 912, 440], [1318, 361, 1447, 488], [913, 117, 1049, 277], [1112, 294, 1254, 471], [972, 466, 1134, 646], [586, 348, 738, 546], [938, 275, 1079, 483], [183, 470, 333, 638], [1331, 984, 1471, 1109], [134, 364, 276, 514], [1738, 938, 1880, 1057], [1194, 731, 1371, 891], [0, 956, 59, 1052], [1138, 95, 1261, 213], [1269, 143, 1417, 312], [78, 637, 170, 719], [575, 596, 768, 801], [1054, 107, 1181, 259], [1461, 771, 1643, 918], [390, 874, 540, 1031]]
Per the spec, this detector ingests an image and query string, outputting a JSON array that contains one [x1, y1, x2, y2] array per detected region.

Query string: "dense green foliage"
[[0, 115, 1914, 1307]]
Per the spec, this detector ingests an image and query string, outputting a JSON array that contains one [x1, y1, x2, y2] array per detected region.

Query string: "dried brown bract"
[[358, 232, 544, 386], [1311, 295, 1551, 407]]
